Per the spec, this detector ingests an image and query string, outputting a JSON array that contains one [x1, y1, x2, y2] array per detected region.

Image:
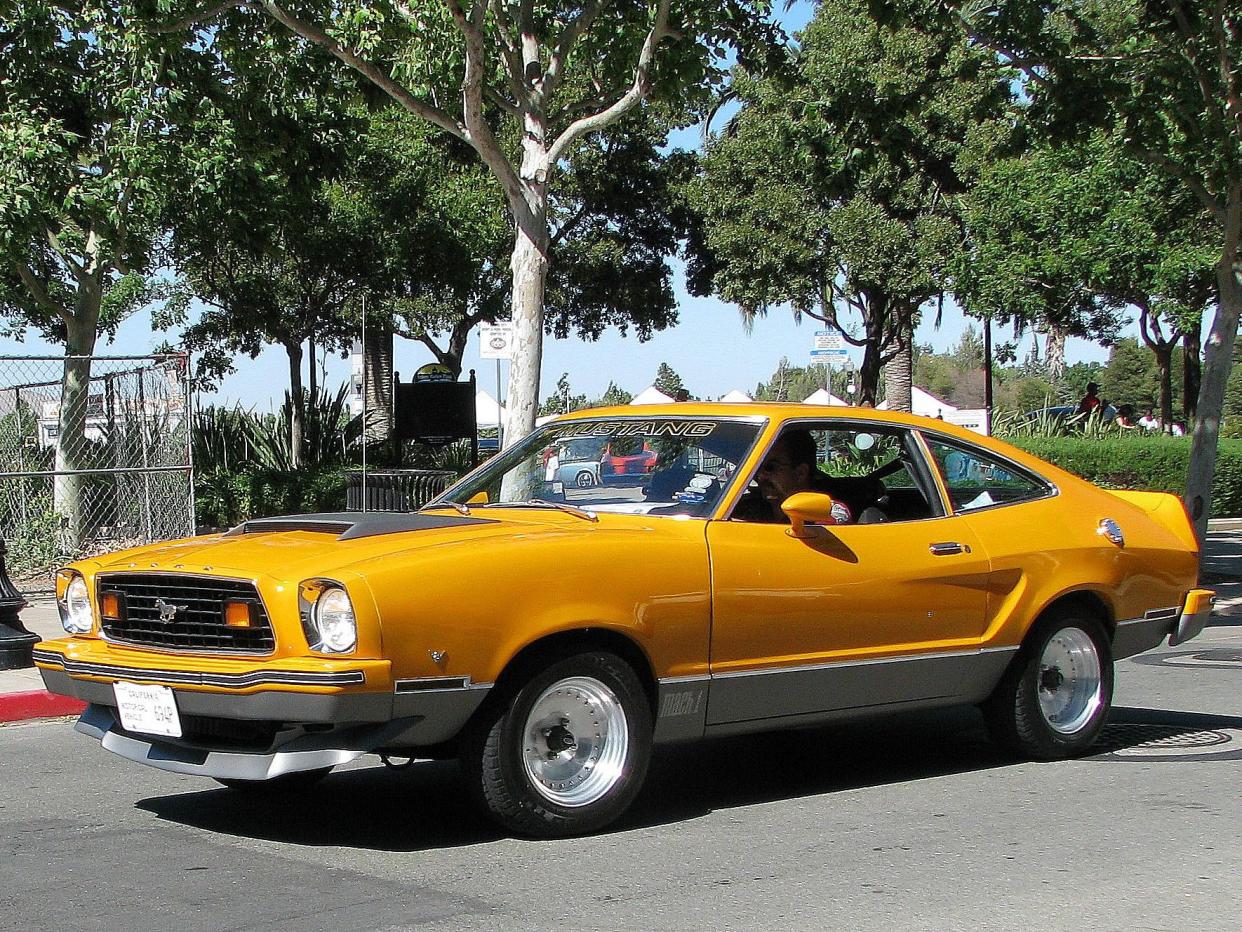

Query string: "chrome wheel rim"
[[576, 471, 594, 488], [1038, 627, 1103, 735], [521, 675, 628, 807]]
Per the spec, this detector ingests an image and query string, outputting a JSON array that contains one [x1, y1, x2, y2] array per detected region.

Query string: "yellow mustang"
[[35, 404, 1214, 836]]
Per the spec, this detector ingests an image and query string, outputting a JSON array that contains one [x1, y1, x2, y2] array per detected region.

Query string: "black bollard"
[[0, 540, 38, 671]]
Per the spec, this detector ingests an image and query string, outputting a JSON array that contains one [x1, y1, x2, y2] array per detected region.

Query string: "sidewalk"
[[3, 523, 1240, 725], [0, 596, 86, 723]]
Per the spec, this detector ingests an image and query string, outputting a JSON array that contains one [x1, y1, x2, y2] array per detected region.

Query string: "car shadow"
[[136, 704, 1241, 851]]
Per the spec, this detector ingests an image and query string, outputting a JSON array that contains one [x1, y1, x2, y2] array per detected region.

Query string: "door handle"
[[929, 541, 969, 556]]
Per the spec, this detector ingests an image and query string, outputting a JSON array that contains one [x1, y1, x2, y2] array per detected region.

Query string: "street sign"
[[811, 330, 849, 361], [479, 323, 515, 360]]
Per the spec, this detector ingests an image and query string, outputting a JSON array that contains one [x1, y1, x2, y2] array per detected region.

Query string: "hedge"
[[196, 466, 349, 530], [1006, 435, 1242, 518]]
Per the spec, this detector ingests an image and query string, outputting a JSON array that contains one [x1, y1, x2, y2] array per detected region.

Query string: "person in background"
[[1171, 421, 1186, 436], [1115, 404, 1140, 430], [1138, 408, 1158, 430], [1076, 382, 1102, 416]]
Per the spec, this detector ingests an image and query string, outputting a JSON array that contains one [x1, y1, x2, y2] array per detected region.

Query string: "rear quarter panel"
[[961, 474, 1197, 647]]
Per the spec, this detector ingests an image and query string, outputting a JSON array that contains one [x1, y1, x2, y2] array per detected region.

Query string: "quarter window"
[[925, 438, 1048, 512]]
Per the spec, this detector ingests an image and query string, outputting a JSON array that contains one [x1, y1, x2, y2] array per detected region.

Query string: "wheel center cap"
[[1040, 666, 1065, 692], [544, 724, 576, 753]]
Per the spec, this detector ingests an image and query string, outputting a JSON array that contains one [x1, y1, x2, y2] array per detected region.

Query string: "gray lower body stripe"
[[33, 650, 365, 689], [712, 645, 1017, 680]]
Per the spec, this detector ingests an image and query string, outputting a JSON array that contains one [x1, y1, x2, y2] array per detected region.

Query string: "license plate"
[[113, 682, 182, 738]]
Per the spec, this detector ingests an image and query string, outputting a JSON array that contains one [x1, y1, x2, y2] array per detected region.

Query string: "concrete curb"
[[0, 689, 85, 724]]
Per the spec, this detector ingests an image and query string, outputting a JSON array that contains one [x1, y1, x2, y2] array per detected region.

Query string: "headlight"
[[59, 572, 94, 634], [308, 585, 357, 654]]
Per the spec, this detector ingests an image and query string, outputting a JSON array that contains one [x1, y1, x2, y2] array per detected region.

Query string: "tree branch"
[[544, 0, 672, 170], [486, 0, 531, 109], [443, 0, 528, 215], [149, 0, 249, 33], [1131, 145, 1226, 221], [14, 263, 63, 317], [544, 0, 604, 101], [1209, 0, 1242, 142], [249, 1, 468, 141]]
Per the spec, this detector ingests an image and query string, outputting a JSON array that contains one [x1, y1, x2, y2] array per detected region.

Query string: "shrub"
[[195, 466, 349, 530], [1007, 435, 1242, 518]]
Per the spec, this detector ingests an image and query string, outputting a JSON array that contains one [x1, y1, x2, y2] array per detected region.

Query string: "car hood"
[[80, 509, 599, 584]]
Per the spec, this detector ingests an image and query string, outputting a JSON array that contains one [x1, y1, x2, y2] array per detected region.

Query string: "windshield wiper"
[[519, 499, 599, 522]]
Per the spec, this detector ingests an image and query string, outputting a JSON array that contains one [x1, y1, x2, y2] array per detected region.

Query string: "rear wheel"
[[575, 470, 596, 488], [461, 650, 652, 837], [984, 610, 1113, 759]]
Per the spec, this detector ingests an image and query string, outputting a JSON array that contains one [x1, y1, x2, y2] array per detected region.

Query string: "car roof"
[[556, 402, 970, 436]]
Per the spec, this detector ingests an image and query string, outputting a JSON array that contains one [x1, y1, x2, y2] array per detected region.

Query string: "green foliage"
[[1009, 436, 1242, 518], [194, 386, 359, 473], [195, 467, 349, 530], [653, 362, 687, 398], [686, 0, 1015, 402], [0, 1, 194, 348]]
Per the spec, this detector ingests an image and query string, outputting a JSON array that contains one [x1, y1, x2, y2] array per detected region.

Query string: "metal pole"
[[137, 367, 153, 539], [183, 354, 197, 536], [984, 317, 994, 436], [361, 295, 367, 514], [495, 358, 502, 449]]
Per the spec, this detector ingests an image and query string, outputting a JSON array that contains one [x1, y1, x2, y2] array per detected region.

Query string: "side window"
[[732, 423, 938, 524], [925, 438, 1048, 512]]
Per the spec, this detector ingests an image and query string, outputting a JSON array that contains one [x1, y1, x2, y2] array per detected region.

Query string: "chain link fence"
[[0, 355, 194, 586]]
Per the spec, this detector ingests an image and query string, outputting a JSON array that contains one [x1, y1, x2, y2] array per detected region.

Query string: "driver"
[[732, 430, 853, 524]]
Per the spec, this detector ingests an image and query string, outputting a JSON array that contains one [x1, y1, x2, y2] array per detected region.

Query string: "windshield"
[[434, 417, 765, 517]]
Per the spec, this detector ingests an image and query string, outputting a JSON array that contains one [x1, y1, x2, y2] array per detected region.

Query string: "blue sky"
[[2, 0, 1120, 410]]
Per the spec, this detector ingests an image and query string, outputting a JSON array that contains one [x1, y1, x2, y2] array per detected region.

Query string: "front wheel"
[[461, 651, 652, 837], [984, 611, 1113, 760]]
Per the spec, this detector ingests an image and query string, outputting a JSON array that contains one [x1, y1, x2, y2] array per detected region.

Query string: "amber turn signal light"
[[100, 592, 121, 620], [224, 601, 253, 628]]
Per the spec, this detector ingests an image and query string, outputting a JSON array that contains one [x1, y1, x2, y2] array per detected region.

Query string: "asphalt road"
[[4, 624, 1242, 931]]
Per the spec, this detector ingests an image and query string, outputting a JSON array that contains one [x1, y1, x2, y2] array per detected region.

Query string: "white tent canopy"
[[877, 387, 957, 418], [802, 388, 847, 406], [629, 385, 675, 405], [718, 389, 753, 403], [475, 389, 506, 427]]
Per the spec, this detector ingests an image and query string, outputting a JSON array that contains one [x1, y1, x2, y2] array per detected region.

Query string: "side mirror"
[[781, 491, 836, 539]]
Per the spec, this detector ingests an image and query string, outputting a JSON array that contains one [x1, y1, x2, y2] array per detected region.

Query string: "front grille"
[[98, 574, 275, 653]]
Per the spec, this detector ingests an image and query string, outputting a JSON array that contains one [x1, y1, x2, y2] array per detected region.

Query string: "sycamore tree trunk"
[[284, 341, 304, 470], [502, 112, 551, 449], [55, 287, 102, 546], [1186, 195, 1242, 541]]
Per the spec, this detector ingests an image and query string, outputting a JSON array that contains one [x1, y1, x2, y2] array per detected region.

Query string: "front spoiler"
[[74, 704, 404, 780]]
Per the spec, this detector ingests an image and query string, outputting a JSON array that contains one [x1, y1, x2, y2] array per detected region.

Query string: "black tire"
[[214, 766, 333, 793], [575, 470, 596, 488], [461, 650, 652, 838], [984, 609, 1113, 760]]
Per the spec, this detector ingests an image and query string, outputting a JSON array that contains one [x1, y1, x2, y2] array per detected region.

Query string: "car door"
[[704, 421, 995, 729]]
